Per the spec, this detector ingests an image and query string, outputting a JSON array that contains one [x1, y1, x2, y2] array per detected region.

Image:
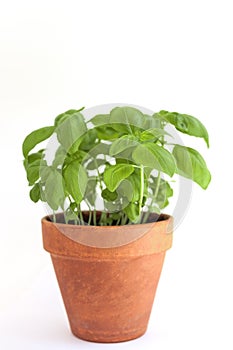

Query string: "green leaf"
[[55, 111, 87, 152], [116, 180, 133, 202], [104, 201, 122, 212], [142, 114, 161, 130], [63, 150, 88, 168], [109, 106, 145, 134], [65, 207, 79, 222], [22, 126, 55, 158], [114, 147, 136, 162], [103, 164, 135, 192], [172, 145, 211, 189], [149, 177, 173, 209], [90, 114, 109, 126], [26, 159, 47, 185], [40, 165, 52, 183], [110, 135, 139, 156], [88, 142, 110, 157], [123, 203, 140, 222], [63, 160, 88, 203], [95, 126, 120, 140], [86, 158, 107, 170], [125, 170, 147, 202], [52, 146, 67, 168], [132, 143, 176, 177], [85, 178, 97, 206], [44, 169, 65, 210], [140, 128, 171, 142], [159, 110, 209, 147], [115, 158, 132, 164], [29, 183, 41, 203], [54, 108, 85, 127], [90, 114, 120, 139], [102, 188, 118, 201], [24, 150, 45, 170], [79, 129, 97, 151]]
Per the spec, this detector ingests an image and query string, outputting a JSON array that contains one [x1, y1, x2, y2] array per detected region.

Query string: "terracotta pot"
[[41, 213, 173, 343]]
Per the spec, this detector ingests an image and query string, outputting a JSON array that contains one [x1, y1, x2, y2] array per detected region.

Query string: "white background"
[[0, 0, 232, 349]]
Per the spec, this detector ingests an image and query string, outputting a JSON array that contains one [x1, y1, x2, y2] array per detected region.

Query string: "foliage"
[[22, 106, 211, 225]]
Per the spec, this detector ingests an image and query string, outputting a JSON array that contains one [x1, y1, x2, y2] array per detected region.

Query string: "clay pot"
[[41, 213, 173, 343]]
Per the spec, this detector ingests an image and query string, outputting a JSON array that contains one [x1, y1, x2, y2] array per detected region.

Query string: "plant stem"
[[122, 213, 128, 225], [85, 202, 92, 225], [93, 209, 97, 226], [87, 210, 91, 225], [154, 171, 161, 199], [64, 213, 68, 224], [138, 165, 144, 223], [78, 204, 84, 225], [99, 211, 107, 226], [143, 171, 161, 224], [116, 215, 121, 226], [53, 211, 56, 223]]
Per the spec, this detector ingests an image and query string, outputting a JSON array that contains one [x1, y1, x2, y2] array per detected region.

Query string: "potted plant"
[[22, 106, 211, 343]]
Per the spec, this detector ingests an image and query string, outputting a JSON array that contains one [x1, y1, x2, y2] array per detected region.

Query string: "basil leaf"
[[116, 180, 133, 202], [123, 203, 140, 222], [79, 129, 97, 151], [173, 145, 211, 189], [54, 108, 85, 127], [102, 188, 118, 201], [149, 177, 173, 209], [55, 111, 87, 153], [85, 178, 97, 206], [142, 114, 161, 130], [159, 110, 209, 147], [26, 159, 47, 185], [63, 160, 88, 203], [90, 114, 109, 126], [110, 135, 139, 156], [22, 126, 54, 158], [117, 168, 148, 204], [140, 128, 172, 142], [24, 150, 45, 170], [29, 183, 41, 203], [109, 106, 145, 134], [132, 143, 176, 177], [44, 169, 65, 210], [86, 158, 107, 170], [52, 146, 67, 168], [103, 164, 135, 192], [95, 126, 120, 140], [88, 142, 110, 157]]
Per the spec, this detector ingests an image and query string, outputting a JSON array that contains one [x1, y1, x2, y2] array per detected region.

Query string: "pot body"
[[42, 214, 173, 343]]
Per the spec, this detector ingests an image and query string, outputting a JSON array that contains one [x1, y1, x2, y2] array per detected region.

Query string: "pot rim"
[[42, 212, 173, 255]]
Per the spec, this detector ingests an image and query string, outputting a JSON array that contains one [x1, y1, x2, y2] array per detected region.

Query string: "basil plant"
[[22, 106, 211, 226]]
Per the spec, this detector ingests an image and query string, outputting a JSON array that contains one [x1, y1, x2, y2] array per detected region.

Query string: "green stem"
[[99, 211, 107, 226], [143, 171, 161, 224], [138, 165, 144, 223], [122, 213, 128, 225], [121, 212, 128, 226], [88, 211, 92, 225], [154, 171, 161, 199], [116, 214, 122, 226], [64, 213, 68, 224], [85, 202, 92, 225], [79, 204, 84, 225], [93, 209, 97, 226], [53, 211, 56, 223]]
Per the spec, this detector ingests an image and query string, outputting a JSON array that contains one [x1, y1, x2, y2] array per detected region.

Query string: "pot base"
[[71, 327, 147, 343]]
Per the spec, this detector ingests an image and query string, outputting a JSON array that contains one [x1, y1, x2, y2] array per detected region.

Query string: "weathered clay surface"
[[42, 214, 173, 343]]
